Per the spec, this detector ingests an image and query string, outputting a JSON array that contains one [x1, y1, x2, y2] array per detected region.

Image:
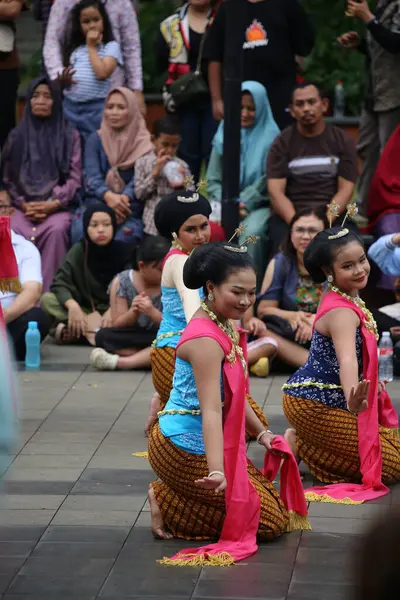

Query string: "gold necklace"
[[172, 239, 190, 255], [329, 284, 379, 340], [201, 301, 248, 375]]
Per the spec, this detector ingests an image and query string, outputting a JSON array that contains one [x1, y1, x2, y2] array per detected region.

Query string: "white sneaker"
[[90, 348, 119, 371]]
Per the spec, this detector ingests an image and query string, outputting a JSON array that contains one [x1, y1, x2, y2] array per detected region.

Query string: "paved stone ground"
[[0, 340, 399, 600]]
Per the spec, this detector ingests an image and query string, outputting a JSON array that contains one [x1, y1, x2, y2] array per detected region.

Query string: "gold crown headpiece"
[[224, 224, 259, 253], [177, 176, 208, 203], [327, 201, 358, 240]]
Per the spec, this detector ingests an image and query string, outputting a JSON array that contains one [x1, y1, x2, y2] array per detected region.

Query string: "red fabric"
[[0, 217, 19, 282], [167, 317, 261, 563], [209, 221, 225, 242], [306, 291, 398, 503], [263, 437, 308, 518], [367, 124, 400, 232]]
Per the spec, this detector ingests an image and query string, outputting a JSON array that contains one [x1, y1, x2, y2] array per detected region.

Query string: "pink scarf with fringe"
[[305, 291, 398, 505], [160, 318, 309, 567]]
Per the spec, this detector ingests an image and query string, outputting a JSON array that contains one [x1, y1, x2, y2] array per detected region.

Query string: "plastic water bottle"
[[334, 80, 345, 118], [25, 321, 41, 369], [163, 160, 184, 187], [378, 331, 393, 382]]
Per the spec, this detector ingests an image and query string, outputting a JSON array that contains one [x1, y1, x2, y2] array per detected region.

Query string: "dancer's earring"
[[172, 232, 178, 241], [208, 292, 215, 302], [327, 275, 334, 283]]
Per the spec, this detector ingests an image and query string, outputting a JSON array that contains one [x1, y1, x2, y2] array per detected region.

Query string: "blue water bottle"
[[25, 321, 41, 369]]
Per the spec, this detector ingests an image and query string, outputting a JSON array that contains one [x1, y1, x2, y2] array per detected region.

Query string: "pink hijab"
[[98, 87, 153, 193]]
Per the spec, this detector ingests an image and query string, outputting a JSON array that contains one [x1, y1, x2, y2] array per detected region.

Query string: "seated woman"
[[148, 243, 304, 551], [257, 209, 327, 369], [91, 235, 170, 370], [2, 76, 82, 293], [206, 81, 279, 282], [71, 87, 153, 245], [41, 204, 132, 344], [282, 226, 400, 497]]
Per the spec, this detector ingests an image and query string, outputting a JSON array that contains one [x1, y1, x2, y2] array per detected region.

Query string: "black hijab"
[[82, 204, 133, 287]]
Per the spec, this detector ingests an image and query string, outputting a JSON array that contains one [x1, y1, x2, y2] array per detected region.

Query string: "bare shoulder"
[[316, 307, 360, 337], [177, 336, 224, 365]]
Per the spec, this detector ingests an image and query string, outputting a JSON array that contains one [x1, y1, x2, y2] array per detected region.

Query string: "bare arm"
[[208, 61, 223, 102], [323, 308, 360, 404], [330, 177, 356, 215], [179, 338, 225, 476], [109, 277, 138, 328], [87, 45, 117, 80], [3, 282, 41, 325], [268, 178, 296, 225], [245, 396, 268, 438], [0, 1, 22, 20]]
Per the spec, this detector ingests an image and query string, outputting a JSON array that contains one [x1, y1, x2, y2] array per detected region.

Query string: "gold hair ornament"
[[224, 226, 259, 253], [196, 178, 208, 196], [327, 202, 358, 240], [183, 174, 195, 190], [177, 192, 200, 203]]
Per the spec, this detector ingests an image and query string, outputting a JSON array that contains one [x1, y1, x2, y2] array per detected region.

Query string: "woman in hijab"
[[2, 76, 82, 293], [207, 81, 280, 283], [41, 203, 132, 344], [71, 87, 153, 245]]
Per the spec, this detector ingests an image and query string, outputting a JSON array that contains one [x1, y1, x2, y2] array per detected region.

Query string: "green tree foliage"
[[302, 0, 376, 115]]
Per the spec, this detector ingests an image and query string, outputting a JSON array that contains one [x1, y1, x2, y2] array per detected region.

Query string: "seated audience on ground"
[[71, 87, 153, 244], [41, 204, 132, 345], [0, 191, 49, 361], [61, 0, 123, 147], [135, 115, 192, 237], [267, 82, 358, 257], [207, 80, 279, 282], [2, 76, 82, 293], [91, 235, 170, 371], [257, 208, 327, 368], [368, 232, 400, 335]]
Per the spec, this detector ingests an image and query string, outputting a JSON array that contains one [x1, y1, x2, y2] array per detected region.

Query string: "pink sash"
[[160, 318, 309, 566], [305, 292, 399, 504]]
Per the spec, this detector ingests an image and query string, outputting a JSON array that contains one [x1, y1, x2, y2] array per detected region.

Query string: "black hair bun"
[[183, 243, 216, 290], [303, 230, 329, 284]]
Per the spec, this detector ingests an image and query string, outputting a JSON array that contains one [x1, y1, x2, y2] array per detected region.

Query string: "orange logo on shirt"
[[243, 20, 269, 49]]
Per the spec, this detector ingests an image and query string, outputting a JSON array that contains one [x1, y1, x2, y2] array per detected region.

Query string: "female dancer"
[[148, 242, 308, 564], [148, 190, 268, 434], [283, 222, 400, 502]]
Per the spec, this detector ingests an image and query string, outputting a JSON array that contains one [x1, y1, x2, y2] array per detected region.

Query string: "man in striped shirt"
[[267, 81, 358, 255], [43, 0, 145, 113]]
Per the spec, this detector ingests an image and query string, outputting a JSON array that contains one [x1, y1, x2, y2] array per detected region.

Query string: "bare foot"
[[148, 485, 173, 540], [284, 428, 299, 462], [144, 392, 161, 437]]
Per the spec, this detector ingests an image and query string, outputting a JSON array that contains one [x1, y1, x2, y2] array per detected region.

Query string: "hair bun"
[[183, 243, 215, 290]]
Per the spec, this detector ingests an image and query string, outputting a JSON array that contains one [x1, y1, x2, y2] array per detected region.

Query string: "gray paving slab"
[[0, 344, 398, 599]]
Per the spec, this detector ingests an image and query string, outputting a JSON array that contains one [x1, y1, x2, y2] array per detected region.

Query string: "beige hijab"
[[99, 87, 153, 193]]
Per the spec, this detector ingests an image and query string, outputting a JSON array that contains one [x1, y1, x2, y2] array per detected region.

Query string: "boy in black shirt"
[[205, 0, 315, 129]]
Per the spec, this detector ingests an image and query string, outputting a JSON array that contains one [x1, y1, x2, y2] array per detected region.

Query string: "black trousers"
[[7, 307, 50, 361], [0, 68, 19, 149]]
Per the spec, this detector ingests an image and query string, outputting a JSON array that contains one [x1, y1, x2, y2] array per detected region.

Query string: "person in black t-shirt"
[[204, 0, 315, 130]]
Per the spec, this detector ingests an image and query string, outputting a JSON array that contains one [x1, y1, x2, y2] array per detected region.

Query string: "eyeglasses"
[[292, 227, 322, 237]]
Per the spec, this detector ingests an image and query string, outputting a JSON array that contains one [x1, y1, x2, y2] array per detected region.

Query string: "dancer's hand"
[[259, 431, 285, 457], [195, 472, 227, 494], [378, 380, 388, 395], [347, 380, 369, 414]]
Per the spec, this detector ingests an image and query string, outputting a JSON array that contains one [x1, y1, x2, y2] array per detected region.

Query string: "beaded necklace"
[[329, 284, 379, 340], [201, 301, 248, 375], [172, 239, 190, 254]]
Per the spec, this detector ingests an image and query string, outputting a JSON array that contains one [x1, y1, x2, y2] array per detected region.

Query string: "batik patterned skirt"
[[148, 422, 288, 541], [283, 394, 400, 484]]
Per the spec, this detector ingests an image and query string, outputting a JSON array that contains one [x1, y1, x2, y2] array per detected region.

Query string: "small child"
[[135, 115, 192, 236], [91, 236, 170, 371], [62, 0, 123, 145]]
